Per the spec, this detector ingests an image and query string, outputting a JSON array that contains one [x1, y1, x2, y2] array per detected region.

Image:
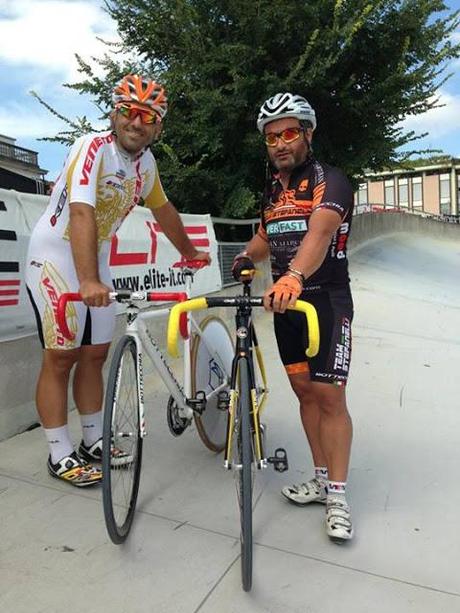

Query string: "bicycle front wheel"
[[192, 316, 233, 452], [102, 335, 143, 544], [236, 358, 253, 592]]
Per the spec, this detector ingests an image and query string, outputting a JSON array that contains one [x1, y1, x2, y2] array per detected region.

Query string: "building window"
[[398, 177, 409, 208], [439, 173, 451, 215], [411, 176, 423, 210], [384, 179, 395, 207], [357, 182, 368, 205]]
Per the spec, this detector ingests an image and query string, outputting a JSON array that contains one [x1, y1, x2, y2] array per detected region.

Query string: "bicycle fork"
[[223, 357, 288, 473]]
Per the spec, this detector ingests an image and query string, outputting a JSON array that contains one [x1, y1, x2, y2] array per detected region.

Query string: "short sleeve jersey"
[[258, 156, 354, 291], [35, 130, 168, 248]]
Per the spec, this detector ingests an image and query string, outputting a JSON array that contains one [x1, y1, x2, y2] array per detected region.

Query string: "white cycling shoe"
[[281, 477, 327, 505], [326, 497, 354, 542]]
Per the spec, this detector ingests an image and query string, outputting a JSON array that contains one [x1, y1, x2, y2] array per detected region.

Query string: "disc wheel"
[[191, 316, 233, 452], [102, 335, 143, 544]]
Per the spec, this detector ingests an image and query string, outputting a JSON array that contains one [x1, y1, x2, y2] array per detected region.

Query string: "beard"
[[269, 144, 310, 173]]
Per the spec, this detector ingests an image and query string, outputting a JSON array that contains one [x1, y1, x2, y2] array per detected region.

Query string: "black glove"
[[232, 254, 255, 282]]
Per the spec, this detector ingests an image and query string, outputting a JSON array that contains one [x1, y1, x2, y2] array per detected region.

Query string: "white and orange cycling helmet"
[[112, 74, 168, 120]]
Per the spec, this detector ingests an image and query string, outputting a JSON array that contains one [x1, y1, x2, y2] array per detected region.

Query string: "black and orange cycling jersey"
[[258, 156, 354, 291]]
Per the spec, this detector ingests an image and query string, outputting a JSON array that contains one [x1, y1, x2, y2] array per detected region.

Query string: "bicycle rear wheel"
[[192, 316, 233, 452], [236, 358, 253, 592], [102, 335, 143, 544]]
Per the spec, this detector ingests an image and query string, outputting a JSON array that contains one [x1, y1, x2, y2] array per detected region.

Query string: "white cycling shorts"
[[25, 242, 116, 350]]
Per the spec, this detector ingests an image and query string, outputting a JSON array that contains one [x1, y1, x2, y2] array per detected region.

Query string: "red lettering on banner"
[[146, 221, 158, 263], [109, 234, 149, 266], [109, 221, 210, 267]]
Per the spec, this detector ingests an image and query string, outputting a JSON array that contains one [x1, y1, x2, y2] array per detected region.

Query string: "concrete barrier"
[[1, 212, 458, 441]]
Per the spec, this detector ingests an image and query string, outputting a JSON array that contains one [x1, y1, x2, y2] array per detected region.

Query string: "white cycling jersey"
[[26, 130, 168, 350]]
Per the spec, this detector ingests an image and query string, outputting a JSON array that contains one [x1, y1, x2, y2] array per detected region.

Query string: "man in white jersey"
[[26, 74, 210, 487]]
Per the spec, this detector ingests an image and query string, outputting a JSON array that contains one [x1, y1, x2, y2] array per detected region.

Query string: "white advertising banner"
[[0, 188, 221, 342]]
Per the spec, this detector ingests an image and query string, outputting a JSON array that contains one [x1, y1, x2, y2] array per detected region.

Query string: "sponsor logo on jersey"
[[79, 134, 113, 186], [266, 219, 307, 235], [298, 179, 309, 192], [50, 186, 67, 227], [106, 180, 124, 192]]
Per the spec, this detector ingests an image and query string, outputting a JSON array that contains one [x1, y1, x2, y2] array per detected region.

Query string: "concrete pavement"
[[1, 231, 460, 612]]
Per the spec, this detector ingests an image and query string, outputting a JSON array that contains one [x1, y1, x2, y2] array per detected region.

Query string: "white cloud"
[[0, 0, 119, 81], [401, 91, 460, 138], [0, 106, 61, 139]]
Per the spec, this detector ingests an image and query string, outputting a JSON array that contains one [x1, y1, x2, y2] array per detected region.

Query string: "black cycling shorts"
[[273, 285, 353, 386]]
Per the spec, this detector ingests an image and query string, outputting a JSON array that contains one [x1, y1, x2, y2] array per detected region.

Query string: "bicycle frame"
[[56, 268, 233, 441], [167, 283, 320, 471], [121, 298, 231, 439]]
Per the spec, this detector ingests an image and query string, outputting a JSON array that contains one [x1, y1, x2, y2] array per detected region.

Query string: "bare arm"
[[241, 232, 270, 263], [152, 201, 210, 261], [69, 203, 111, 306], [289, 208, 342, 279]]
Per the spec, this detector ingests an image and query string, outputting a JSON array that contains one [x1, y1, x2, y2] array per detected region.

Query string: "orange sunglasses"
[[265, 126, 304, 147], [117, 103, 160, 125]]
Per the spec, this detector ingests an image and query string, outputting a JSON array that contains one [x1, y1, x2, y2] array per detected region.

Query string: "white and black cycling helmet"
[[257, 92, 316, 133]]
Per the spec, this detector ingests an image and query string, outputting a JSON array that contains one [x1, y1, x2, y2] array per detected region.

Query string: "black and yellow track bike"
[[167, 275, 319, 591]]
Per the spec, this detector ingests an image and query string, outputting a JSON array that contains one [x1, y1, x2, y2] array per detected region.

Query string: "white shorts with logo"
[[25, 236, 116, 350]]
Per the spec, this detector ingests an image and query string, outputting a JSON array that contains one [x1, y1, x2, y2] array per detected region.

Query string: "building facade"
[[0, 134, 47, 195], [356, 158, 460, 218]]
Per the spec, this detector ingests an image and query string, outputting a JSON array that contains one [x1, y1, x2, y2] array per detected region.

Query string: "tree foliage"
[[40, 0, 460, 216]]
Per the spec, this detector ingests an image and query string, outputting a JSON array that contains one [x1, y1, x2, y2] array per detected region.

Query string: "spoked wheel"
[[235, 358, 253, 592], [192, 316, 233, 452], [102, 335, 143, 544]]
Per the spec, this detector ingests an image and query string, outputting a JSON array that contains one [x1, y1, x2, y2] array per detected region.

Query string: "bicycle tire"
[[237, 358, 253, 592], [191, 315, 233, 452], [102, 335, 143, 544]]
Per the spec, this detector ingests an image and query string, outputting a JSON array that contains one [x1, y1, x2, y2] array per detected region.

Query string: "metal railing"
[[0, 142, 39, 167], [217, 242, 246, 286]]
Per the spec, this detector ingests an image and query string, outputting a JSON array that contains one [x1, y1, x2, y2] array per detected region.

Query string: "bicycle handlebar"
[[56, 291, 188, 341], [173, 259, 209, 270], [166, 296, 320, 359]]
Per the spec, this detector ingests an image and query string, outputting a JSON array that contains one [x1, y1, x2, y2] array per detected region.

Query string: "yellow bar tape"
[[288, 299, 320, 357], [167, 297, 208, 358]]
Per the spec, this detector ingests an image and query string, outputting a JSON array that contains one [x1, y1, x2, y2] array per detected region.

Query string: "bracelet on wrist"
[[287, 266, 305, 283], [285, 271, 303, 287]]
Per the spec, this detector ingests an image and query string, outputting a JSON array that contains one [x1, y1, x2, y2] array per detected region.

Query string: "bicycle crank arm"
[[267, 448, 289, 472]]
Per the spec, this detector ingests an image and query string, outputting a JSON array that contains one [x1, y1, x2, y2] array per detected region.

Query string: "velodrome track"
[[0, 228, 459, 612]]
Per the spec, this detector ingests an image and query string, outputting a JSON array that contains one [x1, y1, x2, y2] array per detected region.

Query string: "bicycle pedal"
[[267, 447, 289, 472], [187, 390, 206, 415], [217, 390, 230, 411]]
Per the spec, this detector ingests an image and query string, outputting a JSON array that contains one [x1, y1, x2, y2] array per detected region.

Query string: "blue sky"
[[1, 0, 460, 181]]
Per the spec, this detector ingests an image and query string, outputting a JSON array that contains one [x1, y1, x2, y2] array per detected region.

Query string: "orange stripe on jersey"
[[257, 224, 268, 242], [285, 362, 310, 375], [313, 182, 326, 206]]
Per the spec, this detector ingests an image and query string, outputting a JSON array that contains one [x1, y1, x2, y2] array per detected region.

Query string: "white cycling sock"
[[80, 411, 103, 447], [44, 425, 74, 464], [327, 480, 347, 502], [315, 466, 328, 485]]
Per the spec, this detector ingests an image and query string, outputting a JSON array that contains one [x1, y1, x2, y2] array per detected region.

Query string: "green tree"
[[38, 0, 460, 217]]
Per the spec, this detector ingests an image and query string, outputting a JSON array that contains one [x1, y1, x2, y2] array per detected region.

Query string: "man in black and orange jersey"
[[26, 75, 210, 487], [232, 93, 354, 541]]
